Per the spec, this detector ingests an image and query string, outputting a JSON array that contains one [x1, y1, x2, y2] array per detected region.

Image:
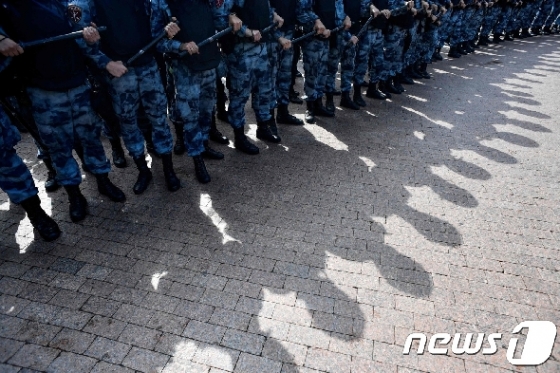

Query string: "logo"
[[67, 5, 82, 23], [403, 321, 556, 366]]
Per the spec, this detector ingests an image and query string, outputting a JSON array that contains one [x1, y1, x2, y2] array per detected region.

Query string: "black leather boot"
[[256, 118, 281, 143], [521, 28, 531, 38], [193, 155, 210, 183], [353, 87, 366, 107], [408, 64, 424, 79], [478, 36, 489, 46], [277, 104, 303, 125], [20, 195, 61, 241], [173, 121, 185, 155], [325, 93, 335, 113], [132, 155, 152, 195], [64, 184, 88, 222], [42, 158, 60, 192], [340, 91, 360, 110], [400, 70, 415, 84], [493, 33, 502, 42], [378, 81, 392, 99], [210, 113, 230, 144], [366, 82, 387, 100], [448, 46, 461, 58], [269, 109, 280, 138], [432, 48, 443, 61], [96, 173, 126, 202], [234, 127, 259, 155], [109, 138, 127, 168], [419, 63, 430, 79], [305, 100, 315, 123], [289, 88, 304, 104], [202, 140, 224, 160], [469, 40, 479, 49], [161, 153, 181, 192], [543, 26, 551, 35], [393, 76, 405, 92], [504, 32, 514, 41], [314, 97, 335, 117], [384, 78, 401, 95]]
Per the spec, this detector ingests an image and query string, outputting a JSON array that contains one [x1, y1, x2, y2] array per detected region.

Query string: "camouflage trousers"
[[226, 42, 272, 128], [252, 40, 279, 120], [418, 26, 440, 64], [545, 0, 560, 26], [467, 7, 485, 40], [27, 84, 111, 186], [449, 9, 465, 46], [107, 60, 173, 158], [356, 28, 384, 83], [481, 5, 501, 36], [437, 10, 454, 48], [274, 30, 295, 107], [517, 3, 536, 29], [507, 6, 523, 32], [383, 25, 408, 78], [533, 0, 554, 26], [325, 33, 357, 93], [404, 22, 421, 67], [0, 107, 38, 204], [172, 62, 216, 157], [495, 6, 514, 33], [301, 37, 330, 101]]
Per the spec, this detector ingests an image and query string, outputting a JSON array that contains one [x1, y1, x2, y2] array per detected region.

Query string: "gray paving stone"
[[7, 344, 59, 371]]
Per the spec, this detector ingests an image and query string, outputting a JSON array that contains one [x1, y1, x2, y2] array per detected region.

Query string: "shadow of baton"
[[19, 26, 107, 49]]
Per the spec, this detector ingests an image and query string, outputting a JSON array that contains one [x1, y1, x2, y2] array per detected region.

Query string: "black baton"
[[20, 26, 107, 49], [127, 21, 179, 66]]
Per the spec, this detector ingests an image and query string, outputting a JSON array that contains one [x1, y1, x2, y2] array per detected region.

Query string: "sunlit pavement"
[[1, 36, 560, 373]]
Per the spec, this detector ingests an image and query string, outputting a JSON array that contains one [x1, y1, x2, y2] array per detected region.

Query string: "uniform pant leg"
[[353, 28, 374, 86], [370, 29, 387, 82], [70, 85, 111, 175], [340, 42, 356, 93], [137, 61, 174, 156], [325, 34, 343, 94], [302, 38, 330, 101], [0, 108, 38, 204], [173, 62, 204, 157], [107, 67, 145, 158], [277, 30, 295, 107], [384, 25, 407, 78], [26, 87, 82, 186], [198, 69, 217, 143]]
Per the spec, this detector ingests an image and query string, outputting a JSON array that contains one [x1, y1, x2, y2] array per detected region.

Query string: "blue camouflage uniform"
[[545, 0, 560, 26], [533, 0, 554, 27], [80, 0, 174, 160], [324, 0, 354, 94], [495, 2, 514, 34], [152, 0, 220, 157], [0, 40, 39, 204], [0, 0, 112, 187], [480, 2, 501, 37], [297, 0, 333, 102], [383, 0, 412, 77], [354, 0, 386, 85], [213, 0, 276, 129]]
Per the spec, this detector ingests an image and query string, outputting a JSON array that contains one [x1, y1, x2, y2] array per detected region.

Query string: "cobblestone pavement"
[[1, 36, 560, 373]]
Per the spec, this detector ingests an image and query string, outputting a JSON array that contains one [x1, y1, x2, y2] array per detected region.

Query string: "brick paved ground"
[[1, 36, 560, 373]]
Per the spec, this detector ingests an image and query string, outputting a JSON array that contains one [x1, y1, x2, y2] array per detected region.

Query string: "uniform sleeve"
[[151, 0, 182, 53], [71, 0, 112, 70], [297, 0, 320, 26], [361, 0, 372, 16]]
